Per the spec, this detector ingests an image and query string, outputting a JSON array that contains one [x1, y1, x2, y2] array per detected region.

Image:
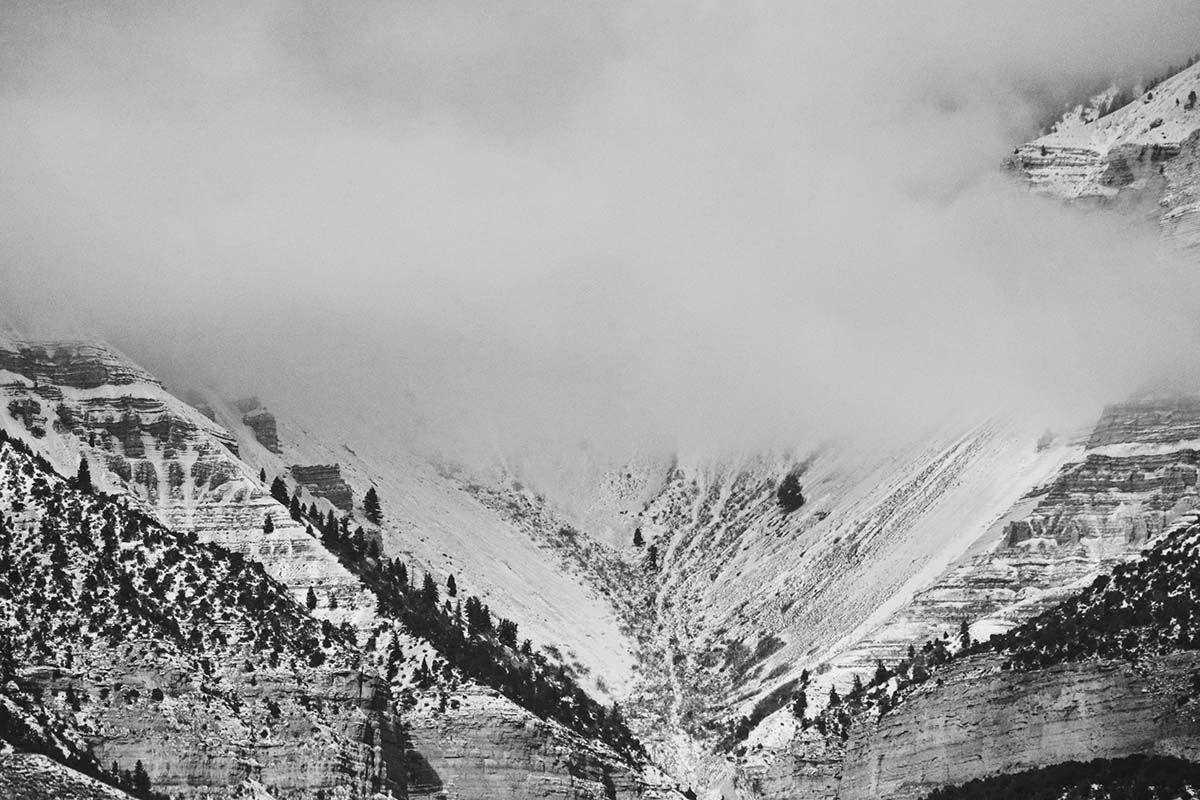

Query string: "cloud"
[[3, 1, 1200, 460]]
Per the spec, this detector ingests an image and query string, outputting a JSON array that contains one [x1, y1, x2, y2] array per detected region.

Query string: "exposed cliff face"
[[0, 344, 672, 798], [290, 464, 354, 511], [1011, 61, 1200, 246], [839, 652, 1200, 800], [1088, 398, 1200, 447], [0, 752, 135, 800], [0, 436, 405, 799], [0, 337, 376, 630], [580, 422, 1074, 786], [235, 398, 281, 455], [404, 690, 671, 800], [0, 337, 155, 390], [724, 395, 1200, 798]]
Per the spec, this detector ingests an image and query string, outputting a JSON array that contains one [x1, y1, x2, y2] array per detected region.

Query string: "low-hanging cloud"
[[3, 1, 1200, 461]]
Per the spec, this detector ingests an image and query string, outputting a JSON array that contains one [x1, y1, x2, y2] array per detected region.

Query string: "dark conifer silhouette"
[[75, 457, 93, 494], [364, 486, 382, 524]]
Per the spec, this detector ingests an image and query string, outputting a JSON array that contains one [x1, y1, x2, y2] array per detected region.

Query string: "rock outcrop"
[[0, 752, 135, 800], [730, 396, 1200, 797], [0, 436, 406, 799], [291, 464, 354, 511], [839, 652, 1200, 800], [236, 398, 281, 454], [1088, 398, 1200, 447], [405, 690, 668, 800], [1011, 60, 1200, 247], [0, 344, 673, 799]]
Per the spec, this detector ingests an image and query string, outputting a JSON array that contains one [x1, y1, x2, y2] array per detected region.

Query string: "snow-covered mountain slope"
[[0, 333, 680, 798], [192, 390, 640, 701], [730, 396, 1200, 798], [0, 432, 404, 799], [480, 419, 1076, 788], [1012, 60, 1200, 245], [0, 333, 377, 629]]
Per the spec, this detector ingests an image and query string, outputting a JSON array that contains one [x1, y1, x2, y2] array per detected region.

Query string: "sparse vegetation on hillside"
[[921, 754, 1200, 800], [975, 519, 1200, 672], [0, 429, 363, 796], [301, 497, 646, 761]]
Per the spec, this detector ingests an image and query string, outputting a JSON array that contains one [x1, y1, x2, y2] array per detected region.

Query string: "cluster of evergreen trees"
[[298, 497, 644, 760], [110, 759, 159, 800], [977, 520, 1200, 672]]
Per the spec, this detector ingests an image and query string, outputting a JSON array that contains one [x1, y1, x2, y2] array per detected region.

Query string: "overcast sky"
[[4, 2, 1200, 460]]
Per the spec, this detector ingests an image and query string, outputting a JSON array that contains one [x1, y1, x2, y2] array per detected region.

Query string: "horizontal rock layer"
[[839, 651, 1200, 800], [291, 464, 354, 511]]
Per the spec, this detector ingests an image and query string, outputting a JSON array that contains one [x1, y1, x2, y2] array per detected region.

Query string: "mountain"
[[0, 336, 680, 798], [0, 430, 404, 798], [9, 53, 1200, 800], [1012, 59, 1200, 246]]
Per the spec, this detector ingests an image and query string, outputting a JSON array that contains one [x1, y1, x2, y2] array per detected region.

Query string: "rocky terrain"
[[0, 431, 404, 798], [289, 464, 354, 511], [10, 55, 1200, 799], [1011, 59, 1200, 246], [0, 339, 678, 798]]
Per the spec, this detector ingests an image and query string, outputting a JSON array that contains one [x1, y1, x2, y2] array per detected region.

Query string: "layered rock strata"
[[291, 464, 354, 511]]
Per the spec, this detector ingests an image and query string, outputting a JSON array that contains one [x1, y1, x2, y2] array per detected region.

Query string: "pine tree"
[[258, 467, 267, 482], [263, 513, 274, 533], [646, 543, 659, 571], [306, 586, 318, 610], [75, 457, 93, 494], [447, 574, 458, 597], [497, 618, 518, 648], [132, 760, 151, 797], [828, 685, 840, 707], [959, 618, 971, 650], [777, 472, 805, 513], [364, 486, 382, 524], [270, 476, 290, 505], [422, 572, 438, 607], [633, 527, 644, 547], [792, 689, 807, 719], [289, 493, 302, 521]]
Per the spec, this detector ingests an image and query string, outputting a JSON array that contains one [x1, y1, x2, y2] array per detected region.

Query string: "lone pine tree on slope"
[[75, 457, 93, 494], [364, 486, 382, 524]]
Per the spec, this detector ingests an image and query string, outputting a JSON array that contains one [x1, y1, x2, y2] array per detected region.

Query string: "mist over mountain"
[[12, 5, 1200, 800], [5, 2, 1200, 464]]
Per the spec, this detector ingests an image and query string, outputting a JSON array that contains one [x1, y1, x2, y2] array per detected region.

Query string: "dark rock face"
[[6, 397, 44, 435], [236, 398, 281, 454], [1088, 399, 1200, 448], [292, 464, 354, 510], [0, 341, 155, 389], [1003, 449, 1200, 547], [838, 652, 1200, 800]]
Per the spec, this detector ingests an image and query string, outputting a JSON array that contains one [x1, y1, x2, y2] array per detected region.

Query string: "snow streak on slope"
[[195, 390, 639, 700], [526, 418, 1077, 791], [0, 337, 376, 629]]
